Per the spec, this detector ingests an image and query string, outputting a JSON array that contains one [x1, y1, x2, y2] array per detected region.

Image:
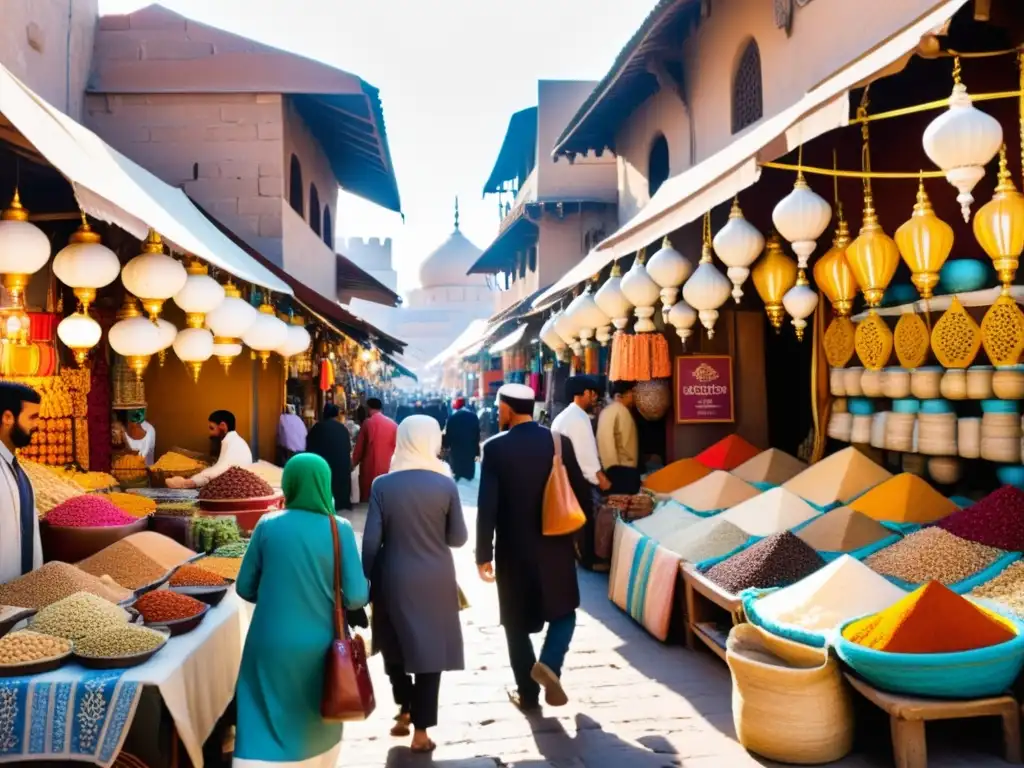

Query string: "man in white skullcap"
[[476, 383, 593, 712]]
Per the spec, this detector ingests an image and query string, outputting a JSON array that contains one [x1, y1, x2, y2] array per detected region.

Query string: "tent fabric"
[[0, 63, 291, 294], [695, 435, 762, 471], [426, 319, 491, 369], [488, 324, 528, 355], [783, 447, 893, 509], [731, 448, 808, 486]]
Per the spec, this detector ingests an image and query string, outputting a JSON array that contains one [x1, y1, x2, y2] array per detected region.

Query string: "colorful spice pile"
[[670, 471, 760, 513], [970, 562, 1024, 618], [754, 555, 906, 632], [170, 564, 227, 587], [849, 473, 958, 525], [197, 556, 243, 580], [631, 502, 701, 540], [0, 631, 71, 665], [660, 517, 751, 563], [731, 448, 807, 487], [865, 528, 1005, 585], [0, 562, 132, 609], [30, 592, 129, 641], [695, 435, 761, 471], [796, 507, 893, 553], [152, 451, 206, 473], [122, 532, 198, 570], [199, 466, 273, 500], [842, 581, 1016, 653], [720, 487, 818, 537], [77, 541, 170, 590], [134, 590, 206, 623], [703, 532, 825, 594], [938, 487, 1024, 552], [246, 461, 283, 488], [45, 496, 136, 528], [103, 492, 157, 519], [642, 459, 712, 495], [155, 501, 197, 518], [75, 624, 166, 659], [52, 468, 118, 491], [783, 447, 892, 509]]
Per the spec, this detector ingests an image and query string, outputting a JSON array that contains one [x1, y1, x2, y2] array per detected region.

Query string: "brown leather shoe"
[[531, 662, 568, 707]]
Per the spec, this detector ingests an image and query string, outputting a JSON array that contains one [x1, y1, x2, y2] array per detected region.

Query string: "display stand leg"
[[889, 717, 926, 768]]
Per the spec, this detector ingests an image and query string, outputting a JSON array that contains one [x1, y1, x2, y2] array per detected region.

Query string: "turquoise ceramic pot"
[[938, 259, 993, 295], [847, 397, 876, 416], [881, 283, 918, 307], [892, 398, 921, 414], [920, 399, 954, 414], [996, 465, 1024, 489], [982, 399, 1021, 414]]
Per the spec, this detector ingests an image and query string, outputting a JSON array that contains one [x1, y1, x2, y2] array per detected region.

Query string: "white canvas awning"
[[534, 0, 968, 309], [426, 319, 491, 369], [488, 323, 528, 354], [0, 64, 291, 294]]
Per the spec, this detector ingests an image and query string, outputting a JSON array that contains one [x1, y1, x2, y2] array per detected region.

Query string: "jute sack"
[[726, 623, 853, 765]]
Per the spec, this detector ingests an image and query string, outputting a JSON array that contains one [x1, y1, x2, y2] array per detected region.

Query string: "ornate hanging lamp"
[[667, 299, 697, 346], [169, 259, 224, 381], [681, 213, 732, 338], [713, 197, 765, 302], [620, 249, 662, 333], [205, 280, 257, 374], [52, 213, 121, 313], [553, 304, 580, 352], [846, 189, 900, 309], [108, 295, 163, 381], [540, 312, 567, 355], [154, 318, 177, 367], [772, 154, 832, 270], [565, 283, 609, 345], [751, 233, 797, 332], [57, 312, 102, 367], [895, 179, 954, 301], [814, 207, 858, 316], [782, 268, 818, 341], [278, 315, 312, 360], [0, 189, 50, 309], [120, 230, 188, 321], [594, 262, 633, 332], [923, 56, 1003, 221], [242, 299, 289, 368], [646, 237, 693, 319]]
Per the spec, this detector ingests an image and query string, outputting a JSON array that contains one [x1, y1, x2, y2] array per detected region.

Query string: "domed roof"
[[417, 200, 488, 289]]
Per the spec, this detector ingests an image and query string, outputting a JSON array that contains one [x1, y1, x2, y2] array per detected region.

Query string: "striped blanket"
[[608, 519, 681, 642]]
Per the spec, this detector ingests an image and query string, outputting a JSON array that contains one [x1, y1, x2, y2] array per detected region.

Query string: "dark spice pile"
[[937, 487, 1024, 552], [702, 531, 824, 594], [199, 467, 273, 500]]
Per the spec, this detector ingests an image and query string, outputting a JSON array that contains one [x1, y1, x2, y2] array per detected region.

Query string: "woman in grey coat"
[[361, 414, 467, 754]]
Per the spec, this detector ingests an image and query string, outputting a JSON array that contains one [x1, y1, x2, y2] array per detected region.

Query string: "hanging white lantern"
[[668, 300, 698, 347], [154, 318, 177, 367], [108, 296, 163, 381], [242, 302, 289, 368], [772, 171, 832, 269], [553, 307, 580, 349], [713, 198, 765, 302], [57, 312, 101, 366], [565, 285, 608, 345], [173, 260, 225, 323], [173, 326, 214, 383], [923, 76, 1003, 221], [278, 316, 312, 358], [782, 269, 819, 341], [681, 239, 732, 339], [205, 281, 257, 373], [0, 190, 51, 306], [620, 250, 661, 333], [594, 262, 633, 331], [645, 237, 693, 320], [121, 230, 188, 321], [540, 313, 566, 354], [52, 215, 120, 312]]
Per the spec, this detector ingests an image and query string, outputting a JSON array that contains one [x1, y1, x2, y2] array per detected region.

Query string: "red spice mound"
[[937, 487, 1024, 552], [169, 565, 226, 588], [134, 590, 205, 623], [47, 496, 136, 528], [695, 435, 761, 471]]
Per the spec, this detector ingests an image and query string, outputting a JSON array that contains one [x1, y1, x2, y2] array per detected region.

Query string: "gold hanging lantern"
[[855, 311, 894, 371], [931, 295, 982, 369], [974, 146, 1024, 292], [813, 207, 858, 316], [823, 316, 856, 368], [981, 295, 1024, 367], [846, 190, 900, 308], [894, 311, 931, 370], [751, 233, 797, 332], [895, 179, 954, 300]]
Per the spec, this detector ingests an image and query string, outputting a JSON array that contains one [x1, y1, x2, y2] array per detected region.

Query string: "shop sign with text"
[[675, 355, 735, 423]]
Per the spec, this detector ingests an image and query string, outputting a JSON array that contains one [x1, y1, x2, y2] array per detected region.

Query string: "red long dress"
[[352, 412, 398, 502]]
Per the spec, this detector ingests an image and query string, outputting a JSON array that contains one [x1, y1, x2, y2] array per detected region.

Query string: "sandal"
[[390, 713, 411, 737], [410, 739, 436, 754]]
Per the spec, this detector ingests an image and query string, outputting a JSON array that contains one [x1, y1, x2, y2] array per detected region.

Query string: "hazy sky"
[[97, 0, 651, 292]]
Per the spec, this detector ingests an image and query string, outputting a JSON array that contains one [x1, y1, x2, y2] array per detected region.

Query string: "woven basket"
[[726, 623, 853, 764]]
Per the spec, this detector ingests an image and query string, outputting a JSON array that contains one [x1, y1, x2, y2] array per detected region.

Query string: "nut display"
[[0, 561, 132, 609], [104, 492, 157, 519], [46, 495, 137, 527], [170, 565, 227, 588], [75, 624, 166, 658], [199, 467, 273, 500], [0, 631, 71, 666], [134, 590, 205, 623], [30, 592, 129, 641]]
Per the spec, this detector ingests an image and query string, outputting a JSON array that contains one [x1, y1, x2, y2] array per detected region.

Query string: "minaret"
[[454, 196, 460, 231]]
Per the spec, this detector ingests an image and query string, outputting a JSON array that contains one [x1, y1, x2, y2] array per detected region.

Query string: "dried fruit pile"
[[702, 531, 825, 594], [0, 561, 132, 609], [104, 492, 157, 519], [75, 624, 166, 658], [134, 590, 205, 623], [170, 564, 227, 587], [46, 496, 136, 528], [865, 528, 1006, 585], [937, 487, 1024, 552], [199, 467, 273, 500], [0, 630, 71, 665], [30, 592, 129, 641]]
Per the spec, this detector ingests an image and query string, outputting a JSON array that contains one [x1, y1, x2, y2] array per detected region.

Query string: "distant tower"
[[454, 196, 460, 231]]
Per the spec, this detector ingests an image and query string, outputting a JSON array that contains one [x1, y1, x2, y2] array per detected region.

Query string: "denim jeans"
[[503, 612, 577, 703]]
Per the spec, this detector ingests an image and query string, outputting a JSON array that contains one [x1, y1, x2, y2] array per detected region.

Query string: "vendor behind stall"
[[120, 408, 157, 467], [0, 382, 42, 582], [166, 410, 252, 489]]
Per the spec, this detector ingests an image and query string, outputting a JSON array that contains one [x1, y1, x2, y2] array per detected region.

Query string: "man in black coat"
[[304, 403, 352, 511], [476, 383, 593, 713], [442, 397, 480, 482]]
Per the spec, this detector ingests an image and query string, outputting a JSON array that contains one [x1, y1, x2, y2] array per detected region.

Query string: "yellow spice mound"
[[849, 473, 957, 524]]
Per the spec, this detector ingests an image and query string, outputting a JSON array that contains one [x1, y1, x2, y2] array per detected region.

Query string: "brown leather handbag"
[[321, 516, 376, 722], [542, 432, 587, 536]]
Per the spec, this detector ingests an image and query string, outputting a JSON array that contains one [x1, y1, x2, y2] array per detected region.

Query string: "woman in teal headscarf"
[[234, 453, 369, 768]]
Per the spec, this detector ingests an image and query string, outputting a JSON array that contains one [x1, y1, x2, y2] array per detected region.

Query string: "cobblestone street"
[[339, 480, 1016, 768]]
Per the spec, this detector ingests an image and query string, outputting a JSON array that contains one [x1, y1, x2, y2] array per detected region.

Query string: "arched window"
[[289, 154, 303, 215], [309, 184, 321, 235], [322, 206, 333, 248], [732, 39, 763, 134], [648, 134, 669, 198]]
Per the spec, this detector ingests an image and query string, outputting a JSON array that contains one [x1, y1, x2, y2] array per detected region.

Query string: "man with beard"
[[0, 382, 42, 582], [166, 410, 252, 489], [477, 384, 593, 712]]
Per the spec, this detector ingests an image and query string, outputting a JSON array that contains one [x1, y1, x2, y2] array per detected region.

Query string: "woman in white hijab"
[[360, 414, 467, 753]]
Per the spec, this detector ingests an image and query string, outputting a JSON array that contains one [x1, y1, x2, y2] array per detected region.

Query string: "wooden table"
[[680, 563, 744, 662], [844, 673, 1022, 768]]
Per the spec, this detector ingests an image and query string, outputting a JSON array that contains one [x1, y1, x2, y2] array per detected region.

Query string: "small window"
[[323, 206, 333, 248], [648, 134, 670, 198], [289, 154, 303, 215], [309, 184, 321, 235], [732, 39, 763, 134]]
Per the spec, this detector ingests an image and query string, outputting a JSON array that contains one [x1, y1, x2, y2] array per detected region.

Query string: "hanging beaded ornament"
[[894, 311, 930, 370], [824, 316, 856, 368], [930, 295, 982, 368], [981, 294, 1024, 367], [854, 312, 894, 371]]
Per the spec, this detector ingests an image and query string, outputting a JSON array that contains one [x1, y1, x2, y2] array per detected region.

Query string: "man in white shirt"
[[0, 382, 43, 583], [166, 410, 253, 489]]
